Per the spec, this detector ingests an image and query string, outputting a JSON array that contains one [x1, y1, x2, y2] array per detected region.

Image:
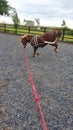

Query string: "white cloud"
[[0, 0, 73, 29]]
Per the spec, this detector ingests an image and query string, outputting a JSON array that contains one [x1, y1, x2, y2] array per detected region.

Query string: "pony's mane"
[[21, 34, 28, 39], [21, 34, 33, 40]]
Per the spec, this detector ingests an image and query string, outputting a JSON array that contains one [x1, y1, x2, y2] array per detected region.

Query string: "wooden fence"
[[0, 23, 49, 34], [0, 23, 73, 42]]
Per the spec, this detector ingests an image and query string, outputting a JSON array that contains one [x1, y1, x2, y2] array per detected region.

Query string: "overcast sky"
[[1, 0, 73, 28]]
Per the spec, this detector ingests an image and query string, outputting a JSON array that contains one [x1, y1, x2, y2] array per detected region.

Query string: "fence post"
[[4, 24, 6, 32], [28, 26, 30, 34], [44, 27, 46, 33], [14, 23, 18, 34], [62, 28, 65, 41]]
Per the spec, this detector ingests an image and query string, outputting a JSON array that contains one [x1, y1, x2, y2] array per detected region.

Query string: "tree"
[[61, 20, 67, 41], [61, 20, 66, 27], [11, 8, 20, 33], [0, 0, 11, 15], [11, 8, 20, 25], [35, 18, 40, 26]]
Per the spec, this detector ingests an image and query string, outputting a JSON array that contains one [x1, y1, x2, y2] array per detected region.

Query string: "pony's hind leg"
[[54, 44, 58, 53], [33, 46, 39, 57], [36, 52, 40, 55]]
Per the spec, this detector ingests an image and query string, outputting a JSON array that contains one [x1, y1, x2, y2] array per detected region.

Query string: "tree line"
[[0, 0, 73, 41], [0, 0, 70, 28], [0, 0, 40, 26]]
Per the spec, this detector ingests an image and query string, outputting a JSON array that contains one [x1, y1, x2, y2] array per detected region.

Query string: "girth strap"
[[33, 35, 39, 46]]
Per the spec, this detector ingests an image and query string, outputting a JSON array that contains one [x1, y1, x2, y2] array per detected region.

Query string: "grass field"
[[0, 23, 73, 43]]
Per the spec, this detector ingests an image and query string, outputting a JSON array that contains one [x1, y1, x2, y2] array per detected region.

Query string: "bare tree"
[[61, 20, 67, 41], [11, 8, 20, 33]]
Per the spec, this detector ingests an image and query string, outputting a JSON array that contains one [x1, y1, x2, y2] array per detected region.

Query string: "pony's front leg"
[[33, 46, 37, 57]]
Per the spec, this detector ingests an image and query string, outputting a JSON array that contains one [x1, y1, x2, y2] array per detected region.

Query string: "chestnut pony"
[[20, 29, 62, 57]]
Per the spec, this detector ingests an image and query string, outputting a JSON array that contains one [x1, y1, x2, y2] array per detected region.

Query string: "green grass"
[[0, 24, 73, 43], [64, 35, 73, 43], [64, 38, 73, 43], [65, 35, 73, 39]]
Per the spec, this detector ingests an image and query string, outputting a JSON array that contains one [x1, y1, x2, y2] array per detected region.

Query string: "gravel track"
[[0, 33, 73, 130]]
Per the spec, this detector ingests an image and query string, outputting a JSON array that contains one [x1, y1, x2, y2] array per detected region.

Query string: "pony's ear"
[[20, 35, 27, 45], [53, 30, 56, 34], [57, 30, 62, 37], [20, 36, 23, 42], [21, 35, 27, 40], [54, 29, 62, 38]]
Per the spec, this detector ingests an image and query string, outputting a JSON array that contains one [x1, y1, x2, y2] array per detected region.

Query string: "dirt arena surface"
[[0, 33, 73, 130]]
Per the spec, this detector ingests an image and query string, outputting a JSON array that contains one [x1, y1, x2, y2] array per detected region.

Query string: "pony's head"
[[20, 34, 33, 48], [55, 29, 62, 38]]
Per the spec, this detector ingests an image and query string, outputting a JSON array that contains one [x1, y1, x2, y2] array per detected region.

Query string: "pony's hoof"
[[54, 49, 58, 53], [55, 50, 58, 53], [33, 54, 35, 57], [36, 52, 40, 55]]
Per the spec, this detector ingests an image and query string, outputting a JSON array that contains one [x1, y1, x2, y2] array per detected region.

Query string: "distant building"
[[25, 20, 35, 26]]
